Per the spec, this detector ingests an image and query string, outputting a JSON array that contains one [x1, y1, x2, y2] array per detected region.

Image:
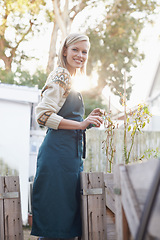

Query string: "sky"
[[128, 14, 160, 107]]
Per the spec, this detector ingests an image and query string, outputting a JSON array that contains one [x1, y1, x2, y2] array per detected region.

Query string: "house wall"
[[148, 61, 160, 99], [0, 84, 39, 225], [0, 100, 30, 224]]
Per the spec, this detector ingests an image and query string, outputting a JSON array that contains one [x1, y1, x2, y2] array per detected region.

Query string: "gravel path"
[[23, 227, 37, 240]]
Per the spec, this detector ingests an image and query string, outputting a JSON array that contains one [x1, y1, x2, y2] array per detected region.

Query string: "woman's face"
[[63, 40, 89, 75]]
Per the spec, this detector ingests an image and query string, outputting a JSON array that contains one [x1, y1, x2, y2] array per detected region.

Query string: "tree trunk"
[[5, 58, 12, 71], [46, 0, 74, 73], [0, 55, 12, 71], [46, 22, 59, 74]]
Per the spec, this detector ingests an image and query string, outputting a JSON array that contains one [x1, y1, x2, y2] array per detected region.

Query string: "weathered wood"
[[4, 176, 23, 240], [80, 172, 89, 240], [87, 172, 107, 240], [0, 177, 5, 240], [122, 206, 131, 240], [106, 208, 116, 240], [114, 159, 160, 240], [81, 172, 107, 240], [125, 159, 160, 239], [104, 173, 115, 214], [126, 159, 158, 208], [120, 165, 141, 239], [148, 187, 160, 239], [114, 164, 123, 240]]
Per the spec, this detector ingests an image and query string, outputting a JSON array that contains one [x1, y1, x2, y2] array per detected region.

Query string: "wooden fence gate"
[[0, 176, 23, 240], [80, 172, 107, 240], [80, 172, 116, 240], [114, 159, 160, 240]]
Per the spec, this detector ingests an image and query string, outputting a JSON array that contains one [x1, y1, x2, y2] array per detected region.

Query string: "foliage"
[[46, 0, 97, 73], [82, 92, 107, 117], [124, 104, 152, 164], [0, 0, 159, 97], [138, 147, 160, 161], [0, 68, 15, 84], [0, 68, 47, 89], [0, 158, 18, 176], [0, 0, 47, 71], [103, 103, 152, 172], [86, 0, 158, 99], [102, 111, 117, 173]]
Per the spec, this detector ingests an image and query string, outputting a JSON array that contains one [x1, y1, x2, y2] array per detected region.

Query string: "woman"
[[31, 33, 103, 240]]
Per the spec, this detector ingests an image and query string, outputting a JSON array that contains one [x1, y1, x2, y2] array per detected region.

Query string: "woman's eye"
[[72, 49, 77, 51], [83, 51, 87, 54]]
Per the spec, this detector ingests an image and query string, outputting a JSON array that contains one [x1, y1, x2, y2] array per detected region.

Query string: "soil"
[[23, 227, 37, 240]]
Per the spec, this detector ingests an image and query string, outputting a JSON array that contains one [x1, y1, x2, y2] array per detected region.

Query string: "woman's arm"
[[36, 68, 71, 129], [58, 110, 104, 130]]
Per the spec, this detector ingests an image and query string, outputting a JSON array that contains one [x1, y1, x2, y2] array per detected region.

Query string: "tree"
[[0, 0, 46, 71], [46, 0, 158, 103], [46, 0, 96, 73], [0, 67, 47, 89], [85, 0, 158, 99]]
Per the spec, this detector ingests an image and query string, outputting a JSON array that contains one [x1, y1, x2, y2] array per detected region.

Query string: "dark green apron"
[[31, 90, 85, 239]]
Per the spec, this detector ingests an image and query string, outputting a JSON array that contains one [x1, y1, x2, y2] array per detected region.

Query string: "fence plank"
[[126, 159, 158, 208], [87, 172, 107, 240], [106, 208, 116, 240], [80, 172, 89, 240], [121, 206, 130, 240], [126, 159, 160, 239], [104, 173, 115, 214], [114, 165, 123, 240], [120, 165, 140, 239], [0, 177, 4, 240], [4, 176, 23, 240]]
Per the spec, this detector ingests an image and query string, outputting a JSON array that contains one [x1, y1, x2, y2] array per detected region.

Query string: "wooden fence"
[[84, 129, 160, 172], [114, 158, 160, 240], [80, 172, 116, 240], [81, 158, 160, 240], [0, 160, 159, 240], [0, 176, 23, 240]]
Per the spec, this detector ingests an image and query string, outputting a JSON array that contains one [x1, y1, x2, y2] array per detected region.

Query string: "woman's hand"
[[89, 108, 105, 117], [79, 112, 104, 130]]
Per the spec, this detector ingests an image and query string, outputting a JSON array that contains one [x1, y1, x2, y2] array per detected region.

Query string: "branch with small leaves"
[[102, 111, 118, 173], [124, 104, 152, 164]]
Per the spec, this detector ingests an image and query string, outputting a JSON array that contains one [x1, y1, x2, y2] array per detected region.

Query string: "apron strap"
[[82, 130, 86, 159]]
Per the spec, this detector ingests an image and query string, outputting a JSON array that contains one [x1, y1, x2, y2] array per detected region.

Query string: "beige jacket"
[[36, 67, 71, 129]]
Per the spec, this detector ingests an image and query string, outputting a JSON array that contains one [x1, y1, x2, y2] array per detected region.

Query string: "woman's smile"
[[63, 41, 89, 75]]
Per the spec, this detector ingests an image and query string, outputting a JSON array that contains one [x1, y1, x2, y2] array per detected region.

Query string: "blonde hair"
[[58, 33, 90, 75]]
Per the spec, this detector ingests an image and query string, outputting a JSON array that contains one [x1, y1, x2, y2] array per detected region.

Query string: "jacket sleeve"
[[35, 68, 71, 130]]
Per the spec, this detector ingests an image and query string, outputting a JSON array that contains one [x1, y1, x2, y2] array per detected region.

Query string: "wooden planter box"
[[80, 158, 160, 240], [80, 172, 116, 240], [114, 158, 160, 240]]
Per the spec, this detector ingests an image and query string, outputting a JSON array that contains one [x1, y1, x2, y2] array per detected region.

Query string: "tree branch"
[[10, 20, 33, 59], [105, 0, 122, 26], [53, 0, 67, 38], [69, 0, 87, 20]]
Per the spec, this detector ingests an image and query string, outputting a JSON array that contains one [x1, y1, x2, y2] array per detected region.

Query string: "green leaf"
[[142, 122, 146, 128], [128, 126, 131, 131]]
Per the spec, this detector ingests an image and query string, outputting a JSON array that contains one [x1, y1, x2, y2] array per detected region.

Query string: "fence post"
[[0, 177, 5, 240], [0, 176, 24, 240], [114, 165, 123, 240], [81, 172, 107, 240], [80, 172, 89, 240]]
